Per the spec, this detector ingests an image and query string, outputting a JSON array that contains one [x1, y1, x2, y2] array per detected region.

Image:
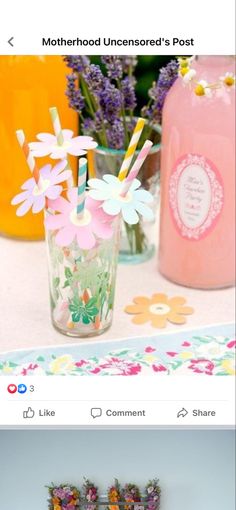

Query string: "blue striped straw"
[[77, 157, 87, 217]]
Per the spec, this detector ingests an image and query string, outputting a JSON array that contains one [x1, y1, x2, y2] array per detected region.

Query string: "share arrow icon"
[[177, 407, 188, 418]]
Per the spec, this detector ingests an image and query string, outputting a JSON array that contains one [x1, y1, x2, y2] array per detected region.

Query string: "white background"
[[0, 0, 235, 54], [0, 377, 235, 426]]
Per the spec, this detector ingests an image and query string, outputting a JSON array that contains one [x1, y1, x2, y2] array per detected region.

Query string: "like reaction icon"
[[18, 384, 27, 394]]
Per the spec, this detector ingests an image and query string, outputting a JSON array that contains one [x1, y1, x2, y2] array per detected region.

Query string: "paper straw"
[[49, 106, 73, 187], [121, 140, 153, 196], [16, 129, 40, 183], [77, 157, 87, 217], [118, 117, 146, 181], [87, 149, 96, 178], [49, 106, 64, 145]]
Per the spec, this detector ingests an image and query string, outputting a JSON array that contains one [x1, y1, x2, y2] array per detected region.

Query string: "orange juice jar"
[[0, 56, 77, 240]]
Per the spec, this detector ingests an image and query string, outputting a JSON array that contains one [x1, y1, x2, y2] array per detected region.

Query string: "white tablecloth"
[[0, 236, 235, 353]]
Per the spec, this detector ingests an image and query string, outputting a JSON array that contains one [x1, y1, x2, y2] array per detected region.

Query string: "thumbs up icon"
[[23, 407, 35, 419]]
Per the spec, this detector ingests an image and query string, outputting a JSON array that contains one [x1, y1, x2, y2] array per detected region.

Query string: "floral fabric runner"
[[0, 323, 234, 376]]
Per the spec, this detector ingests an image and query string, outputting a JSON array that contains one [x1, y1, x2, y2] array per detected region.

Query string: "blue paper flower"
[[88, 174, 154, 225]]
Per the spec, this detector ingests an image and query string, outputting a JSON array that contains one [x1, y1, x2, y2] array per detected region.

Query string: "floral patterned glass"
[[94, 125, 161, 264], [46, 218, 120, 337]]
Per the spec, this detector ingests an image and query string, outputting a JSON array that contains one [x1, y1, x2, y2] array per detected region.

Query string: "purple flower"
[[142, 59, 178, 123], [84, 64, 105, 94], [157, 59, 179, 88], [99, 79, 122, 123], [66, 74, 85, 112], [83, 117, 96, 133], [53, 488, 66, 498], [146, 480, 161, 510], [107, 119, 124, 149], [94, 111, 104, 130], [64, 55, 90, 72], [101, 56, 123, 80], [121, 55, 138, 74], [121, 76, 137, 111]]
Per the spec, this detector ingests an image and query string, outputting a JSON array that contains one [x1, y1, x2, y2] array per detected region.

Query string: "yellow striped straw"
[[118, 117, 146, 181]]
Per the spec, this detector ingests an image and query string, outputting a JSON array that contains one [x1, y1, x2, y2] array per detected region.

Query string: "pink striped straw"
[[16, 129, 40, 183], [121, 140, 153, 196]]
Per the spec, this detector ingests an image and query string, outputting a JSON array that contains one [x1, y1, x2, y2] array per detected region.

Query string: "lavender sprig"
[[64, 55, 174, 149], [121, 76, 137, 111], [107, 119, 125, 149], [101, 56, 123, 80], [83, 64, 105, 95], [99, 79, 123, 124], [142, 59, 178, 123], [66, 74, 85, 112], [121, 56, 138, 74], [63, 55, 90, 72]]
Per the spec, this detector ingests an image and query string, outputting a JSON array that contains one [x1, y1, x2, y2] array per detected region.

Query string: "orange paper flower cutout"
[[125, 293, 194, 328]]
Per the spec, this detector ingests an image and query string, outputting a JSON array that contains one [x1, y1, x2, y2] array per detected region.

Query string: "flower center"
[[112, 188, 133, 203], [32, 178, 50, 196], [180, 67, 189, 76], [224, 76, 234, 86], [70, 207, 92, 227], [149, 303, 171, 315], [52, 141, 71, 152], [194, 84, 205, 96]]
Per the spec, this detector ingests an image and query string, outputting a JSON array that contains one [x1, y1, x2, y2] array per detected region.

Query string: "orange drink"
[[0, 56, 77, 240]]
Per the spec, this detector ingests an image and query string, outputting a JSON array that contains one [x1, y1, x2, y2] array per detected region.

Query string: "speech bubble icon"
[[91, 407, 102, 419]]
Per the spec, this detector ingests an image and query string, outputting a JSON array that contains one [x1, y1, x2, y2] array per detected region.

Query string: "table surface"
[[0, 236, 235, 354]]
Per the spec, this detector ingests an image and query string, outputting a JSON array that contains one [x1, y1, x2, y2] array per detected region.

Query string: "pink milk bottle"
[[159, 56, 235, 289]]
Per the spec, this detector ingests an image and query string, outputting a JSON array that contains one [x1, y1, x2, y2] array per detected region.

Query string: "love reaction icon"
[[7, 384, 17, 394]]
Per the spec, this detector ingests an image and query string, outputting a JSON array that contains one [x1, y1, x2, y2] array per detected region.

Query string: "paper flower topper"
[[29, 130, 97, 159], [88, 174, 154, 225], [125, 293, 194, 328], [45, 188, 114, 249], [11, 160, 71, 216]]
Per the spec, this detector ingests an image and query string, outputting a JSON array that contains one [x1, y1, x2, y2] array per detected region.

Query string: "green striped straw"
[[77, 157, 87, 217], [49, 106, 73, 187]]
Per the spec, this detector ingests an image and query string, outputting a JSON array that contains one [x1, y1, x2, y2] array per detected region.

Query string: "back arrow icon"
[[8, 37, 14, 47]]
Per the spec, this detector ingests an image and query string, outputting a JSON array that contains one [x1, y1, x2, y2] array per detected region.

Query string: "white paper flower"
[[29, 130, 97, 159], [88, 174, 154, 225]]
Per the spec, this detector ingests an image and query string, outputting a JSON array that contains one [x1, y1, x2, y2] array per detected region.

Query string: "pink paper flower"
[[29, 130, 97, 159], [45, 189, 114, 249], [11, 160, 71, 216]]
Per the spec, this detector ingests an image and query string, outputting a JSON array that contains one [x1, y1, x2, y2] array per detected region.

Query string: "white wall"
[[0, 430, 234, 510]]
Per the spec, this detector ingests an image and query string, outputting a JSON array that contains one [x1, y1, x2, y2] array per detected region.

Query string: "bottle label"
[[169, 154, 224, 240]]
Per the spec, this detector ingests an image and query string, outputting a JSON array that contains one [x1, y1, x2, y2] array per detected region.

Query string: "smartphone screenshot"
[[0, 1, 235, 509]]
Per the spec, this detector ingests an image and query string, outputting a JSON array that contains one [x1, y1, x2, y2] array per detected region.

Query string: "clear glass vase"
[[45, 218, 120, 337], [94, 124, 161, 264]]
